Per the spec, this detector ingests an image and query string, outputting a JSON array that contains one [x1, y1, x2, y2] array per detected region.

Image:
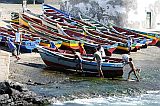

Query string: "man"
[[7, 37, 20, 60], [127, 36, 133, 54], [93, 48, 104, 78], [14, 29, 22, 56], [98, 44, 106, 57], [122, 54, 130, 64], [79, 42, 86, 55], [74, 50, 83, 72], [127, 58, 140, 81]]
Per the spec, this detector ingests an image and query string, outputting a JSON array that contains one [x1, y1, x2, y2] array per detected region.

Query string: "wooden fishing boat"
[[78, 14, 153, 49], [19, 13, 42, 28], [42, 4, 96, 29], [42, 19, 118, 55], [28, 16, 118, 56], [128, 28, 160, 42], [42, 4, 145, 41], [111, 25, 158, 46], [37, 46, 124, 78], [19, 12, 81, 49], [40, 14, 119, 54], [20, 39, 40, 53], [42, 4, 145, 52], [25, 9, 135, 54], [10, 22, 63, 49], [28, 21, 80, 49]]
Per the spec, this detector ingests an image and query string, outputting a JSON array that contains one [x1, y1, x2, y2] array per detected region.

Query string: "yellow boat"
[[19, 13, 42, 27], [40, 40, 63, 48], [62, 40, 79, 49], [40, 42, 50, 48]]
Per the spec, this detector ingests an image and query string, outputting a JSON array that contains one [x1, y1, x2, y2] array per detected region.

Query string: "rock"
[[0, 81, 51, 105], [28, 79, 32, 82], [12, 84, 23, 92], [34, 82, 46, 85], [26, 81, 46, 86], [0, 94, 9, 101], [0, 82, 12, 96]]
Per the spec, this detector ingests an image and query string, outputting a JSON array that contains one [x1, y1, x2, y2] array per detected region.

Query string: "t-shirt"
[[122, 54, 130, 63], [15, 32, 21, 43], [99, 46, 106, 57], [127, 38, 133, 48], [75, 52, 82, 61], [94, 51, 102, 63], [79, 45, 86, 55]]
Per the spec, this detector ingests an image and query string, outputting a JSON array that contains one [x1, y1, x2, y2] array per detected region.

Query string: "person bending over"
[[127, 58, 140, 81]]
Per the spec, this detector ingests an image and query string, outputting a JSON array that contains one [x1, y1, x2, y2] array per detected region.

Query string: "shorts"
[[77, 59, 82, 64], [97, 61, 102, 71], [11, 48, 17, 56]]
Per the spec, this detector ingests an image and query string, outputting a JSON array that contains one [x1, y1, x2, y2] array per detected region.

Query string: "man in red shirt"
[[79, 42, 86, 55]]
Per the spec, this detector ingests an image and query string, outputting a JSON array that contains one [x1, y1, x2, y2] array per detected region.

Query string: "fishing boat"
[[43, 4, 157, 49], [19, 13, 42, 28], [111, 25, 158, 46], [128, 28, 160, 42], [78, 14, 153, 49], [40, 15, 118, 55], [37, 46, 124, 78], [42, 4, 145, 53], [28, 21, 80, 49], [11, 22, 63, 49], [28, 18, 117, 55]]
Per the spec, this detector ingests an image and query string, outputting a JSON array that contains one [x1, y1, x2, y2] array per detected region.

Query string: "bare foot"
[[17, 57, 21, 60]]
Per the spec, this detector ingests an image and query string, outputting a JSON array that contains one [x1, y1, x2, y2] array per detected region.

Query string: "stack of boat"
[[0, 4, 160, 78]]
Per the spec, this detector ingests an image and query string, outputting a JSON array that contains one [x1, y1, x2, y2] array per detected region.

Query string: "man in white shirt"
[[93, 48, 104, 78], [98, 44, 106, 57], [122, 54, 130, 64], [14, 29, 22, 56], [127, 37, 133, 54]]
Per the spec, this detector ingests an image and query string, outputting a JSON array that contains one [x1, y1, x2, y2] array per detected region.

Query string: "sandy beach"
[[0, 3, 60, 20]]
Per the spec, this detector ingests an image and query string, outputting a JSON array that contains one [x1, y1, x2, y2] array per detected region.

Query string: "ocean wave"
[[51, 91, 160, 106]]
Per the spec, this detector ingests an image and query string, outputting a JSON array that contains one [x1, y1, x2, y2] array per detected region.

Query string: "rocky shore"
[[0, 46, 51, 105], [0, 81, 50, 105]]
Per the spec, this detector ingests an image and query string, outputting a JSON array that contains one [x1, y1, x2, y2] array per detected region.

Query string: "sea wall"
[[60, 0, 160, 30], [0, 50, 10, 82]]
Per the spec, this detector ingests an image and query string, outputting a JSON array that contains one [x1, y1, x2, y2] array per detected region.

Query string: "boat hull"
[[38, 47, 124, 78]]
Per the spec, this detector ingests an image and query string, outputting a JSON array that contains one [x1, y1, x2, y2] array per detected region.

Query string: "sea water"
[[29, 67, 160, 106], [28, 47, 160, 106], [52, 91, 160, 106]]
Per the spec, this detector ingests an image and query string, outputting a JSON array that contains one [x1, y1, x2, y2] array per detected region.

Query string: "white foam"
[[146, 90, 160, 94], [52, 91, 160, 106]]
